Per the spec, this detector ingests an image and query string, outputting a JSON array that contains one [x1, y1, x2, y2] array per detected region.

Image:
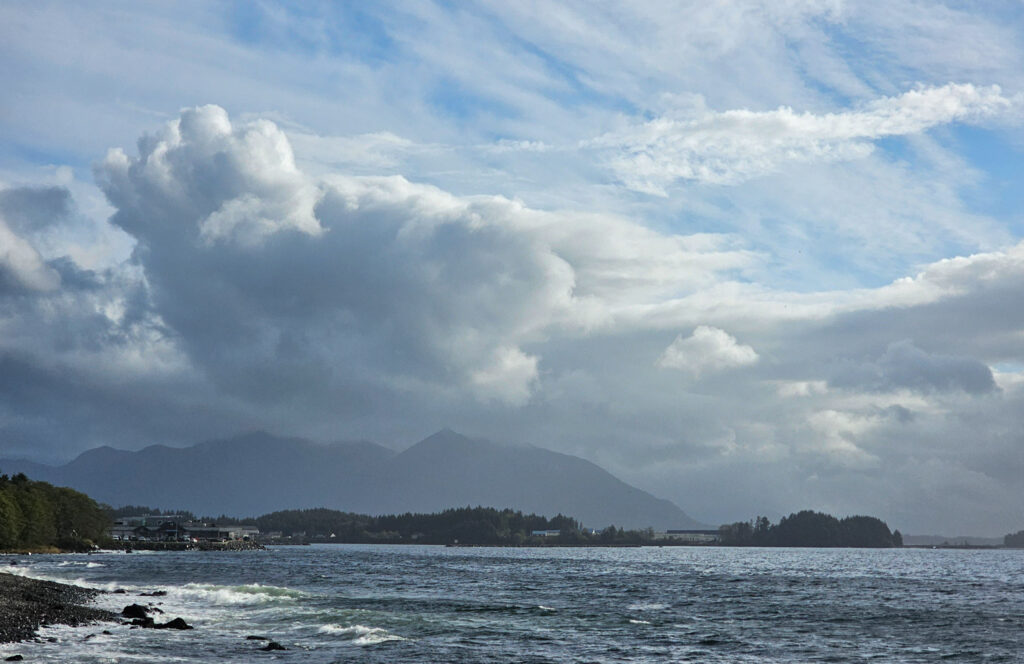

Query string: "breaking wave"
[[317, 624, 407, 645], [176, 583, 307, 605]]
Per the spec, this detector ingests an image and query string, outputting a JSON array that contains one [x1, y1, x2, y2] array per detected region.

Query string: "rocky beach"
[[0, 571, 114, 644]]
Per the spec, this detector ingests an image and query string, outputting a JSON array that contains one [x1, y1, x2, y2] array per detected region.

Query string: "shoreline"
[[108, 540, 265, 552], [0, 572, 115, 644]]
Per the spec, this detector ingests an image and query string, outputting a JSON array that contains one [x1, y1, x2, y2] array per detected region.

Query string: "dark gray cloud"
[[0, 186, 72, 233], [829, 339, 996, 395]]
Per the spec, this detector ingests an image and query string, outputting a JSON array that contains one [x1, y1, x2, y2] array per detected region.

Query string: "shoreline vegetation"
[[0, 473, 108, 553]]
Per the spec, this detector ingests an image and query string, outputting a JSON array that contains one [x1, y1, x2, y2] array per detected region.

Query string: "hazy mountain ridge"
[[0, 429, 704, 529]]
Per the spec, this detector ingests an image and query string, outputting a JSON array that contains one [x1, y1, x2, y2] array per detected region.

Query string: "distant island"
[[718, 511, 903, 548]]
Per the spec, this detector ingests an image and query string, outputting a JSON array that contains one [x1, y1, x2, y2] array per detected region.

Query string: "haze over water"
[[4, 545, 1021, 663]]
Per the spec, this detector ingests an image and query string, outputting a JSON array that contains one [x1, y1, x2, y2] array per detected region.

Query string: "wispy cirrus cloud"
[[591, 83, 1022, 193]]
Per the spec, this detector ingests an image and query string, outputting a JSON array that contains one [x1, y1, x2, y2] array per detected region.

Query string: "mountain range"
[[0, 429, 704, 530]]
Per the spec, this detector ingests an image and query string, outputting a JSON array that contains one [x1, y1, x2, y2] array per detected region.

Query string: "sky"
[[2, 1, 1024, 536]]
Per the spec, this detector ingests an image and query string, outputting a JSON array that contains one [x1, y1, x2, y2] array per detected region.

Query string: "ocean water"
[[2, 544, 1022, 662]]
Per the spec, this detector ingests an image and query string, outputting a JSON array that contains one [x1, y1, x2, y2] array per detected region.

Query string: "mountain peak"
[[431, 427, 469, 440], [400, 429, 496, 458]]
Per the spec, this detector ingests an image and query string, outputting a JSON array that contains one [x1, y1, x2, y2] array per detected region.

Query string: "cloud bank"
[[4, 2, 1024, 536]]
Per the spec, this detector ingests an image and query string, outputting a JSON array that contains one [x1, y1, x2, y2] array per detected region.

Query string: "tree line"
[[106, 504, 657, 546], [231, 506, 592, 546], [0, 473, 110, 551], [718, 510, 903, 547]]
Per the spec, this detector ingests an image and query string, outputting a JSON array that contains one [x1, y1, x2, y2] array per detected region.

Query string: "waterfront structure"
[[109, 516, 258, 542], [653, 529, 720, 544]]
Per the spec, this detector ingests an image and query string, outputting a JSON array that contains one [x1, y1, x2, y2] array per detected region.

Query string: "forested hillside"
[[0, 473, 109, 551]]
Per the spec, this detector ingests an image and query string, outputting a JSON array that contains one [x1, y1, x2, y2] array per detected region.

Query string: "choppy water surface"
[[2, 544, 1022, 662]]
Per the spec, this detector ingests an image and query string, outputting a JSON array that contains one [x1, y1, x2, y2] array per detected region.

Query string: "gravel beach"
[[0, 571, 114, 643]]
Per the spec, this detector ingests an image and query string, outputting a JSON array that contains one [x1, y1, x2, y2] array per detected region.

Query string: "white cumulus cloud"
[[90, 106, 759, 408], [657, 325, 759, 375]]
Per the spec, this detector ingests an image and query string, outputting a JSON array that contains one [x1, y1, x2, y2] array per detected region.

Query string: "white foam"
[[56, 561, 105, 568], [627, 602, 668, 611], [318, 624, 407, 645], [176, 583, 306, 606], [537, 605, 556, 611], [629, 619, 651, 625]]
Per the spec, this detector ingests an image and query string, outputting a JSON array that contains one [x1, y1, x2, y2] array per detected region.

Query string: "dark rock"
[[259, 641, 286, 651], [130, 617, 155, 628], [155, 617, 193, 631], [246, 635, 269, 640], [6, 656, 24, 661], [8, 561, 16, 566], [121, 604, 149, 619], [112, 589, 127, 594], [102, 630, 112, 635], [139, 590, 167, 597], [0, 572, 115, 643]]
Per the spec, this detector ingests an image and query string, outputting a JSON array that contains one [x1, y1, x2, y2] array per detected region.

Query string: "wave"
[[317, 624, 407, 645], [628, 619, 651, 625], [177, 583, 307, 606], [57, 561, 105, 568]]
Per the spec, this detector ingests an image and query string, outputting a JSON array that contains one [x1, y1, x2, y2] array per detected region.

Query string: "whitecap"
[[628, 619, 651, 625], [627, 602, 668, 611]]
